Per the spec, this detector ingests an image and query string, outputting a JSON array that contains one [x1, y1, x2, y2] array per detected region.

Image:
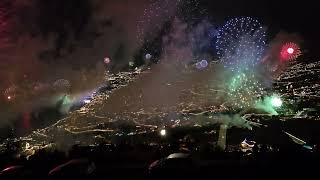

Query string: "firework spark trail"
[[215, 17, 268, 109]]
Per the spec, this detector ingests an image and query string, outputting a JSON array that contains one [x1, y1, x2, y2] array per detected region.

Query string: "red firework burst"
[[280, 42, 301, 62]]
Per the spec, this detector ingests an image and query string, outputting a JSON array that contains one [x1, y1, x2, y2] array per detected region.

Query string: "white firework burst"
[[216, 17, 267, 73]]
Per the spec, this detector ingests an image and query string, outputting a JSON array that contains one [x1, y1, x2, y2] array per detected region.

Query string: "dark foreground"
[[0, 140, 318, 179]]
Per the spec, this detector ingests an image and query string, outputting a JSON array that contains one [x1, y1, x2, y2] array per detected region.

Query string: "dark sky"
[[0, 0, 319, 88], [204, 0, 319, 55], [27, 0, 318, 57], [205, 0, 317, 30]]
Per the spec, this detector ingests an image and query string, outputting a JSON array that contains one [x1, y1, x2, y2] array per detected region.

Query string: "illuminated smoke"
[[137, 0, 180, 46], [52, 79, 71, 93]]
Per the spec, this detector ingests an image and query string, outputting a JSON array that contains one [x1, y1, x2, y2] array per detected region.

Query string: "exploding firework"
[[228, 73, 265, 108], [254, 94, 283, 115], [280, 42, 301, 62], [216, 17, 268, 108], [270, 95, 282, 108], [104, 57, 111, 64], [216, 17, 266, 72]]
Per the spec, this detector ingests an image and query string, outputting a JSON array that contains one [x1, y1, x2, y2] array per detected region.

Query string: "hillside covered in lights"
[[2, 58, 320, 153]]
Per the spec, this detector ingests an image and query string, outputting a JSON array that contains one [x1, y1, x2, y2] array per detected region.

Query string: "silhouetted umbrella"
[[48, 158, 96, 177]]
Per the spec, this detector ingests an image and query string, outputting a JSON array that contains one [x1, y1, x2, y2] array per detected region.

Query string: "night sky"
[[0, 0, 319, 90], [205, 0, 319, 55]]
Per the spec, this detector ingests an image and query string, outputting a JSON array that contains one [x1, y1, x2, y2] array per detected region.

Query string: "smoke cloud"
[[217, 114, 252, 130]]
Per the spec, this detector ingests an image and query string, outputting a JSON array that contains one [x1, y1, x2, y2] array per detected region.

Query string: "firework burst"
[[280, 42, 301, 62], [227, 73, 265, 108], [216, 17, 266, 73]]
